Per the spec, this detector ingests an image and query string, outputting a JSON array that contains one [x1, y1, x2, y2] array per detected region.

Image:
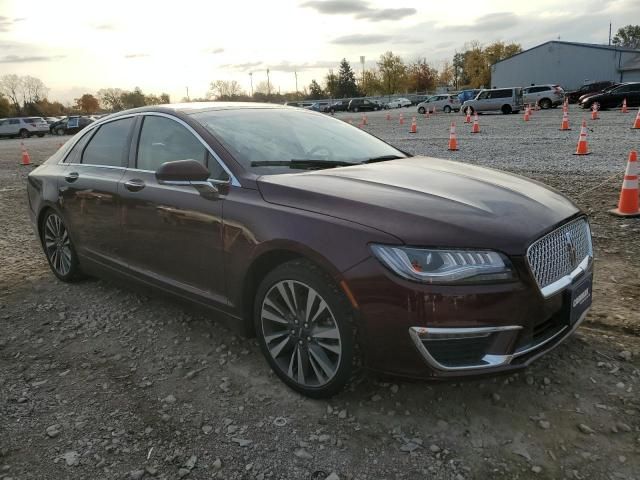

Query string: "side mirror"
[[155, 159, 210, 183]]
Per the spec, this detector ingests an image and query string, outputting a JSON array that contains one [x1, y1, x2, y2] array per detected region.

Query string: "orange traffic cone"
[[362, 114, 368, 126], [524, 107, 530, 122], [610, 150, 640, 217], [409, 116, 417, 134], [20, 142, 31, 165], [464, 110, 471, 123], [632, 108, 640, 129], [471, 113, 480, 133], [562, 99, 568, 113], [534, 101, 540, 111], [559, 110, 571, 130], [591, 103, 599, 120], [431, 106, 436, 115], [621, 98, 628, 113], [448, 122, 458, 151], [399, 113, 404, 125], [386, 112, 391, 121], [573, 120, 590, 155]]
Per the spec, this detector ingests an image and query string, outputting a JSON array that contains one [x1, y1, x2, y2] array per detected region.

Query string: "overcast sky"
[[0, 0, 638, 103]]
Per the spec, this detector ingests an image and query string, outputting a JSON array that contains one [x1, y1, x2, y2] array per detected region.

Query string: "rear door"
[[59, 116, 135, 267], [626, 83, 640, 106], [118, 113, 230, 306]]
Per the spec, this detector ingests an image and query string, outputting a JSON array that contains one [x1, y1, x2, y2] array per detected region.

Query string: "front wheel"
[[353, 107, 359, 112], [41, 211, 83, 282], [540, 98, 552, 109], [37, 133, 45, 138], [464, 106, 475, 115], [255, 260, 357, 398], [443, 105, 452, 113], [55, 127, 65, 135], [19, 129, 30, 138], [418, 107, 426, 114], [501, 104, 512, 114]]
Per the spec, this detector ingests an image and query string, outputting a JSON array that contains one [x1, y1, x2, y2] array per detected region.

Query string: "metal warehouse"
[[490, 41, 640, 90]]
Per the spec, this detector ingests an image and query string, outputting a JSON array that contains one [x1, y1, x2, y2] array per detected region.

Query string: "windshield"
[[192, 108, 406, 175]]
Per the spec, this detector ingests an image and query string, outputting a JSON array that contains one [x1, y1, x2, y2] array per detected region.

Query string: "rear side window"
[[491, 89, 512, 99], [81, 117, 134, 167], [63, 132, 93, 163], [137, 116, 207, 172], [9, 119, 19, 125]]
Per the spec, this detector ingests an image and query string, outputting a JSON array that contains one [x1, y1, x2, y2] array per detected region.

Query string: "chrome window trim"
[[56, 111, 240, 187]]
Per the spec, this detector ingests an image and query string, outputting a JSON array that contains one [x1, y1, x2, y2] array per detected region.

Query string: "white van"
[[461, 87, 523, 114]]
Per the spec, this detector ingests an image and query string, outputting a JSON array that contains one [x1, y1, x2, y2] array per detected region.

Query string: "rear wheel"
[[443, 105, 452, 113], [540, 98, 552, 109], [255, 260, 357, 398], [19, 129, 30, 139], [55, 127, 65, 135], [41, 211, 83, 282], [464, 106, 475, 115], [501, 104, 512, 114], [418, 107, 426, 114], [353, 107, 359, 112], [37, 133, 45, 138]]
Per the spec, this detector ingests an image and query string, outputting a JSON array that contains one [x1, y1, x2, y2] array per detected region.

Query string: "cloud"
[[0, 55, 65, 64], [356, 7, 416, 21], [94, 23, 116, 30], [446, 12, 519, 32], [124, 53, 150, 59], [210, 48, 224, 54], [331, 34, 392, 45], [0, 16, 25, 32], [300, 1, 416, 22], [219, 61, 263, 71]]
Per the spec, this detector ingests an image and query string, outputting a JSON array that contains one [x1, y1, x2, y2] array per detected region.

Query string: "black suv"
[[50, 116, 94, 135], [347, 98, 380, 112], [565, 81, 615, 104]]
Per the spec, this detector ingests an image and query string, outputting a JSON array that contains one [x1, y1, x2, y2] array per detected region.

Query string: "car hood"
[[257, 157, 580, 255]]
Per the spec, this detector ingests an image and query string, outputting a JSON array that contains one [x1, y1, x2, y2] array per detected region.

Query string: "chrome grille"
[[526, 218, 593, 291]]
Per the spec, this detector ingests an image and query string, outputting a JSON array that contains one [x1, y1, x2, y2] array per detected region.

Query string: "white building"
[[490, 41, 640, 90]]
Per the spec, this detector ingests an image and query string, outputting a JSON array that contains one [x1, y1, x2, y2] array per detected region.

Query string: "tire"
[[501, 104, 512, 114], [464, 106, 475, 115], [540, 98, 552, 109], [37, 133, 45, 138], [19, 129, 30, 139], [443, 105, 452, 113], [56, 127, 65, 135], [254, 259, 358, 398], [418, 107, 426, 114], [41, 210, 83, 282], [353, 107, 359, 112]]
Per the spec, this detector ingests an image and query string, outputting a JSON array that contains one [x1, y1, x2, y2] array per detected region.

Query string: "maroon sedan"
[[27, 103, 593, 398]]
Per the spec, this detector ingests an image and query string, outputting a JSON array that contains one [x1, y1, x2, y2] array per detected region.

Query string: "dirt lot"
[[1, 106, 639, 480]]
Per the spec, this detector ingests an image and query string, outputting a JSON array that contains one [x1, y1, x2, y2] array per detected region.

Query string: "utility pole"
[[360, 56, 365, 93], [249, 72, 253, 97], [186, 86, 189, 102], [294, 71, 298, 96], [608, 22, 612, 45], [266, 69, 271, 97]]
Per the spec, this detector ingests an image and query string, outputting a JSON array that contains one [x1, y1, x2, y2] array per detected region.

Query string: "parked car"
[[565, 81, 616, 104], [44, 116, 61, 125], [0, 117, 49, 138], [522, 84, 564, 109], [385, 97, 412, 108], [579, 82, 640, 109], [457, 89, 481, 104], [306, 102, 331, 112], [49, 116, 94, 135], [347, 98, 380, 112], [577, 83, 621, 104], [407, 94, 429, 105], [27, 102, 593, 398], [462, 87, 523, 114], [416, 94, 461, 114], [329, 100, 350, 112]]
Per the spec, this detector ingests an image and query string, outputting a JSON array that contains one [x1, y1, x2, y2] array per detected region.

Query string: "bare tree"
[[207, 80, 244, 100], [21, 76, 48, 105], [0, 74, 23, 113]]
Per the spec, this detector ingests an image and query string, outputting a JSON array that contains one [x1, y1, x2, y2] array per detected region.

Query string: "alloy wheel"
[[260, 280, 342, 387], [43, 213, 72, 276]]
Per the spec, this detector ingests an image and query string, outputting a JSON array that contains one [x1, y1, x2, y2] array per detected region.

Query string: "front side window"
[[137, 116, 207, 172], [82, 117, 134, 167], [192, 108, 406, 175], [477, 91, 490, 100], [9, 119, 19, 125]]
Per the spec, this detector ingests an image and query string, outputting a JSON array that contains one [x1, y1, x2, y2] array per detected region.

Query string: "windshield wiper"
[[251, 160, 356, 170], [362, 154, 406, 164]]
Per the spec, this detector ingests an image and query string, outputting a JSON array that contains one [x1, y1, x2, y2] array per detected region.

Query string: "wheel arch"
[[239, 242, 345, 337]]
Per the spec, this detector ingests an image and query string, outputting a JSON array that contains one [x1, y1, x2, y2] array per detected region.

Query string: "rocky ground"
[[0, 106, 639, 480]]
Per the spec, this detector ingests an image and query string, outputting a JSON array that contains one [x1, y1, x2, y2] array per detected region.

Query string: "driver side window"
[[477, 91, 490, 100]]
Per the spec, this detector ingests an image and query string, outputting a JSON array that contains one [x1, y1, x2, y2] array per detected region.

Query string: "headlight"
[[370, 245, 515, 284]]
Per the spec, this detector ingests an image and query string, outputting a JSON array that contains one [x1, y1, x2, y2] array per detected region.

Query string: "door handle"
[[124, 179, 145, 192], [65, 172, 79, 183]]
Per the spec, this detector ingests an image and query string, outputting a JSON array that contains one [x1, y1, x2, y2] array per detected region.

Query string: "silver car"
[[522, 84, 565, 109], [417, 94, 461, 114], [0, 117, 49, 138], [462, 88, 523, 115]]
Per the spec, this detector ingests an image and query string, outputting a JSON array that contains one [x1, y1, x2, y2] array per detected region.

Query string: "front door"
[[60, 116, 135, 267], [118, 114, 229, 307]]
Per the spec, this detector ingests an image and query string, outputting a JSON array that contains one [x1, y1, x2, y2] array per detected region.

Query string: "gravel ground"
[[1, 106, 639, 480]]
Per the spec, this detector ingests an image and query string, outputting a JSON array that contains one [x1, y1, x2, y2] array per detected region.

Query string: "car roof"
[[107, 102, 289, 119]]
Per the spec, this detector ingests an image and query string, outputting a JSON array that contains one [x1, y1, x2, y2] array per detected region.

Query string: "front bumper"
[[343, 255, 592, 379]]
